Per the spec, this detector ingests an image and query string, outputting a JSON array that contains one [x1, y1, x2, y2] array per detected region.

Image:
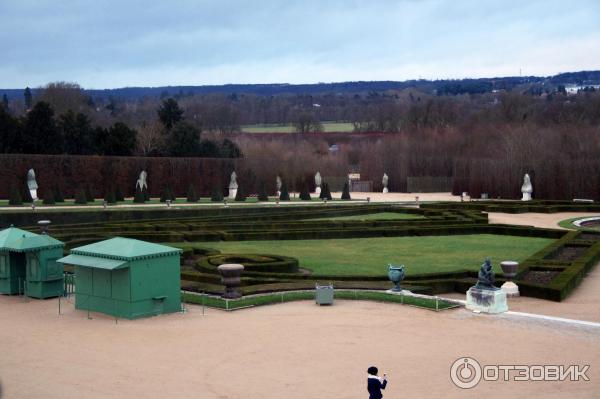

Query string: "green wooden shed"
[[57, 237, 182, 319], [0, 226, 65, 298]]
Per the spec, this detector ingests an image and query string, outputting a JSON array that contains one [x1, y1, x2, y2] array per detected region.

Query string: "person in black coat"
[[367, 366, 388, 399]]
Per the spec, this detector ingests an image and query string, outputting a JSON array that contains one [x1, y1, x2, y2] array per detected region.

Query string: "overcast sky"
[[1, 0, 599, 89]]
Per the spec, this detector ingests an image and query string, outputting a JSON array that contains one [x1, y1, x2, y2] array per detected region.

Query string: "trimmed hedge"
[[196, 253, 299, 273]]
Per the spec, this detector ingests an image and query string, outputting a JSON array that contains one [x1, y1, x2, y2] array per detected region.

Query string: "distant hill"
[[3, 70, 600, 100]]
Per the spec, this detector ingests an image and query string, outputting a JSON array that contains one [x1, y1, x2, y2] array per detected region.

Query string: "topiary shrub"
[[53, 185, 64, 203], [211, 186, 224, 202], [8, 184, 23, 205], [279, 182, 290, 201], [319, 182, 332, 200], [187, 184, 199, 202], [115, 186, 125, 202], [341, 181, 351, 200], [160, 186, 174, 202], [85, 185, 94, 202], [235, 185, 246, 202], [74, 188, 87, 205], [133, 186, 146, 203], [299, 183, 311, 201], [197, 253, 299, 273], [104, 188, 116, 204], [42, 188, 55, 205], [257, 181, 268, 201]]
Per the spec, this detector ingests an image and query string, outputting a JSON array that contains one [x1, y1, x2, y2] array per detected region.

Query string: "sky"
[[1, 0, 599, 89]]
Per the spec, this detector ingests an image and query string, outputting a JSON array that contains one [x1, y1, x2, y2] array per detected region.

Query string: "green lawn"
[[308, 212, 425, 221], [186, 234, 554, 277], [241, 121, 354, 133]]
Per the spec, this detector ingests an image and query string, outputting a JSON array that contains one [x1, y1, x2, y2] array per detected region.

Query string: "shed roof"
[[69, 237, 182, 261], [57, 254, 128, 270], [0, 227, 64, 252]]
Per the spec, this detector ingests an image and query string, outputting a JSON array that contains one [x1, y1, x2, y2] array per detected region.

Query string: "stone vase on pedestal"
[[500, 261, 520, 297], [218, 263, 244, 299]]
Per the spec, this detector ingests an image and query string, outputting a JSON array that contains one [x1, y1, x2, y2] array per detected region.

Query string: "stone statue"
[[521, 173, 532, 201], [26, 168, 38, 201], [228, 171, 238, 199], [276, 175, 282, 195], [315, 171, 322, 195], [475, 258, 499, 290], [229, 171, 238, 189], [382, 173, 389, 193], [136, 170, 148, 191]]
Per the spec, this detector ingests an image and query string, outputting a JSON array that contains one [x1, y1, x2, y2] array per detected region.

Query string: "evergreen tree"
[[53, 185, 64, 202], [42, 188, 56, 205], [211, 186, 224, 202], [24, 87, 32, 110], [133, 186, 146, 203], [279, 182, 290, 201], [59, 111, 95, 154], [235, 185, 246, 202], [187, 184, 199, 202], [115, 186, 125, 202], [257, 181, 269, 201], [157, 98, 184, 130], [167, 122, 200, 156], [0, 105, 20, 153], [74, 189, 87, 205], [341, 181, 351, 200], [22, 101, 62, 154], [8, 184, 23, 205], [98, 122, 137, 156]]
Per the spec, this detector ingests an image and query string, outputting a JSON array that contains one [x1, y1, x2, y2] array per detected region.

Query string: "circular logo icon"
[[450, 357, 482, 389]]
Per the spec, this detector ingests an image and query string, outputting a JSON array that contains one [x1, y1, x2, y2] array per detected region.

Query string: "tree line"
[[0, 88, 241, 157]]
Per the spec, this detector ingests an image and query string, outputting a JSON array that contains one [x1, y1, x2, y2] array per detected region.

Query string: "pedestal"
[[466, 287, 508, 314], [315, 187, 321, 195], [228, 188, 237, 200], [521, 193, 532, 201], [501, 281, 520, 297], [383, 187, 388, 193]]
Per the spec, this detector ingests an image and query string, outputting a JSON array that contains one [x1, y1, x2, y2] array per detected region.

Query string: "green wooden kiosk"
[[0, 226, 65, 298], [57, 237, 182, 319]]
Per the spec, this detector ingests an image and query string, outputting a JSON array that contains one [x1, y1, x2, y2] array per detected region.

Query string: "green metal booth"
[[0, 226, 65, 298], [57, 237, 182, 319]]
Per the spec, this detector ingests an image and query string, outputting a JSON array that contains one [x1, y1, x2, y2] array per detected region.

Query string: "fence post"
[[202, 292, 205, 316], [58, 291, 61, 315]]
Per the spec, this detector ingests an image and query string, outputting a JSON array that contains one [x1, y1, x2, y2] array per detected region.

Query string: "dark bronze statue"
[[475, 258, 499, 290]]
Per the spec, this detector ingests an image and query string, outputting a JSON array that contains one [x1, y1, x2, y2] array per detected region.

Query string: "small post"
[[435, 297, 439, 311], [202, 291, 205, 316], [281, 292, 284, 303], [58, 291, 61, 315], [226, 298, 229, 310], [103, 200, 108, 209], [415, 196, 419, 206], [367, 197, 370, 203], [166, 199, 171, 208], [223, 199, 229, 208], [31, 202, 36, 211]]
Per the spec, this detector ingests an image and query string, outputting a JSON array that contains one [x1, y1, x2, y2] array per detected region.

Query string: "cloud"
[[0, 0, 599, 88]]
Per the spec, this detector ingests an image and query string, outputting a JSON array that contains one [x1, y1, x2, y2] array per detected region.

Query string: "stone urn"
[[217, 263, 244, 299], [387, 264, 405, 292], [500, 261, 519, 297]]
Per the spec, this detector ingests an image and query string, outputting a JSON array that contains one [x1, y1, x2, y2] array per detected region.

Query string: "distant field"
[[241, 121, 354, 133]]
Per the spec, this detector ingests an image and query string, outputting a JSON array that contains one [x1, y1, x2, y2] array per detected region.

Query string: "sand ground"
[[1, 205, 599, 399], [1, 295, 599, 399]]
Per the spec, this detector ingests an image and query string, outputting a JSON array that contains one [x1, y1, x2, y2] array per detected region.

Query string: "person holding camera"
[[367, 366, 388, 399]]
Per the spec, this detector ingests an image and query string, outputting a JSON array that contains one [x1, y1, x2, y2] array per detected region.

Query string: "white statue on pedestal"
[[314, 171, 322, 195], [229, 171, 238, 199], [382, 173, 389, 193], [276, 175, 282, 197], [521, 173, 533, 201], [27, 169, 38, 201]]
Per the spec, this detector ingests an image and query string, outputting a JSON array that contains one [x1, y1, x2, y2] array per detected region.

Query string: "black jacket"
[[367, 376, 387, 399]]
